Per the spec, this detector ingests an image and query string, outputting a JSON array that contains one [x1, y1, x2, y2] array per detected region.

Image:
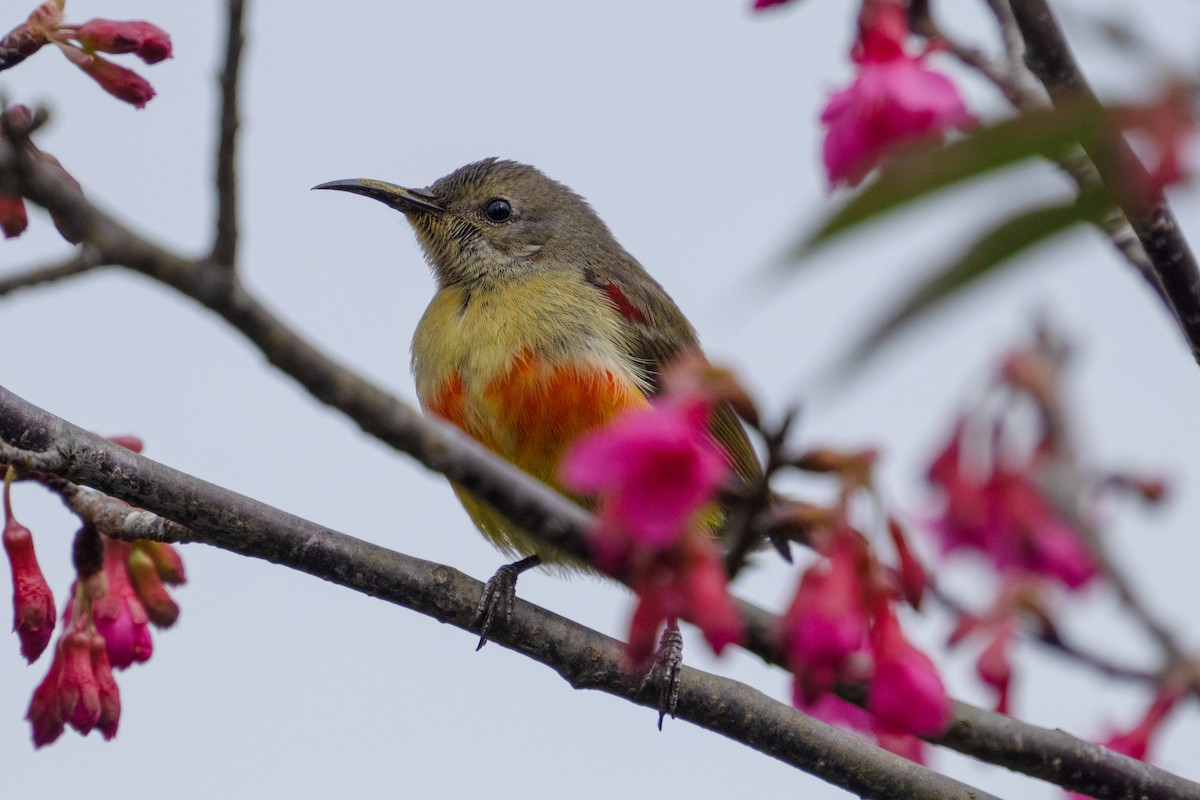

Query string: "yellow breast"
[[411, 271, 650, 560]]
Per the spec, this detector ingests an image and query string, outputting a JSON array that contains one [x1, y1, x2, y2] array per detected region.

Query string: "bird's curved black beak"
[[312, 178, 443, 215]]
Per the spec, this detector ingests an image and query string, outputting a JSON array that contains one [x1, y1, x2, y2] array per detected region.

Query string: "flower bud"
[[0, 194, 29, 238], [127, 546, 179, 627], [73, 19, 172, 64], [4, 479, 56, 662]]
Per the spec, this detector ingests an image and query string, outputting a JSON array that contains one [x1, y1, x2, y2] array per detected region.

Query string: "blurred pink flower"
[[561, 395, 728, 552], [927, 424, 1098, 589], [868, 604, 951, 737], [821, 0, 972, 187], [779, 531, 869, 704], [626, 534, 742, 667]]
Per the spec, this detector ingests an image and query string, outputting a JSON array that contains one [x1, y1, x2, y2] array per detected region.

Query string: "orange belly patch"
[[426, 350, 648, 489]]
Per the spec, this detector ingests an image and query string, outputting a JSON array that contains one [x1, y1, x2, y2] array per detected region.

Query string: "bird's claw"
[[639, 619, 684, 730], [473, 555, 541, 650]]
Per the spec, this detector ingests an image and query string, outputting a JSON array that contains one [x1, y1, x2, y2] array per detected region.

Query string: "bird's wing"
[[582, 263, 763, 489]]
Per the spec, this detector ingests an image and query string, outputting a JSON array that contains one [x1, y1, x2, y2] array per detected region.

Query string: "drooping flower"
[[867, 603, 951, 737], [779, 530, 870, 704], [3, 471, 56, 662], [821, 0, 973, 187], [92, 539, 153, 669], [927, 422, 1098, 589], [1066, 683, 1184, 800], [26, 582, 123, 746], [625, 532, 743, 668]]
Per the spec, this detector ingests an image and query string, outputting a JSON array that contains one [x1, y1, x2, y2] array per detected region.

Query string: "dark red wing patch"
[[602, 280, 649, 325]]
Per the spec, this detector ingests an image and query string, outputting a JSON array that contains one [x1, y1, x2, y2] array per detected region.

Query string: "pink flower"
[[751, 0, 794, 8], [821, 0, 972, 187], [868, 604, 950, 737], [3, 475, 56, 662], [779, 532, 869, 704], [1066, 684, 1183, 799], [25, 585, 124, 746], [92, 539, 153, 669], [561, 394, 728, 552], [927, 424, 1098, 589], [799, 692, 928, 764], [72, 19, 172, 63], [57, 629, 101, 733], [626, 534, 742, 667]]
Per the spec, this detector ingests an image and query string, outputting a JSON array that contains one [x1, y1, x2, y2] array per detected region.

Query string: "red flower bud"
[[0, 194, 29, 238], [58, 630, 101, 734], [56, 43, 156, 108], [26, 647, 66, 748], [73, 19, 172, 64], [127, 546, 179, 627], [4, 478, 56, 662], [89, 632, 121, 739]]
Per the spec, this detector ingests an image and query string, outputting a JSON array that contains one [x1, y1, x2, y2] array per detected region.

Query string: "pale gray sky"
[[4, 1, 1200, 798]]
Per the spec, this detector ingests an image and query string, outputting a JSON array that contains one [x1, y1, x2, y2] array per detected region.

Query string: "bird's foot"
[[473, 555, 542, 650], [639, 618, 684, 730]]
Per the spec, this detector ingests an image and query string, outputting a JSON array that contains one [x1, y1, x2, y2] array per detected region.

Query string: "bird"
[[315, 158, 761, 644]]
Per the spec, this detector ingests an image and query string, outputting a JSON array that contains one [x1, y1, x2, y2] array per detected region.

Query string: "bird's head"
[[315, 158, 615, 287]]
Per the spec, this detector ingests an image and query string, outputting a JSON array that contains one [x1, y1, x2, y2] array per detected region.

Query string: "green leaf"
[[790, 103, 1107, 261], [836, 188, 1110, 373]]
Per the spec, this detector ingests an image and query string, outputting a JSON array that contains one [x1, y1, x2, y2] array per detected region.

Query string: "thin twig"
[[211, 0, 245, 269], [0, 245, 106, 297]]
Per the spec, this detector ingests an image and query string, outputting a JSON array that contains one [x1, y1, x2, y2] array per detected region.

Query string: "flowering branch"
[[0, 388, 1008, 800], [2, 380, 1197, 798]]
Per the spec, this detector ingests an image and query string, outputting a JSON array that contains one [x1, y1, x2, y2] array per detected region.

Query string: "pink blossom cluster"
[[778, 524, 950, 758], [818, 0, 973, 187], [560, 362, 743, 666], [1, 1, 172, 108], [3, 437, 186, 747]]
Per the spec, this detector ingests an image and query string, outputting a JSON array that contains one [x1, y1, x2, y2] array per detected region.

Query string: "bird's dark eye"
[[483, 198, 512, 223]]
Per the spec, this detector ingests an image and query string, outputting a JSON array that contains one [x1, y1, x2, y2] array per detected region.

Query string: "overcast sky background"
[[4, 1, 1200, 798]]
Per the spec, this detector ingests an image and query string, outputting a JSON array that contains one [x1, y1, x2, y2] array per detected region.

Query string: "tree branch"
[[2, 381, 1198, 799], [0, 387, 1004, 800], [1007, 0, 1200, 364], [211, 0, 245, 269]]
